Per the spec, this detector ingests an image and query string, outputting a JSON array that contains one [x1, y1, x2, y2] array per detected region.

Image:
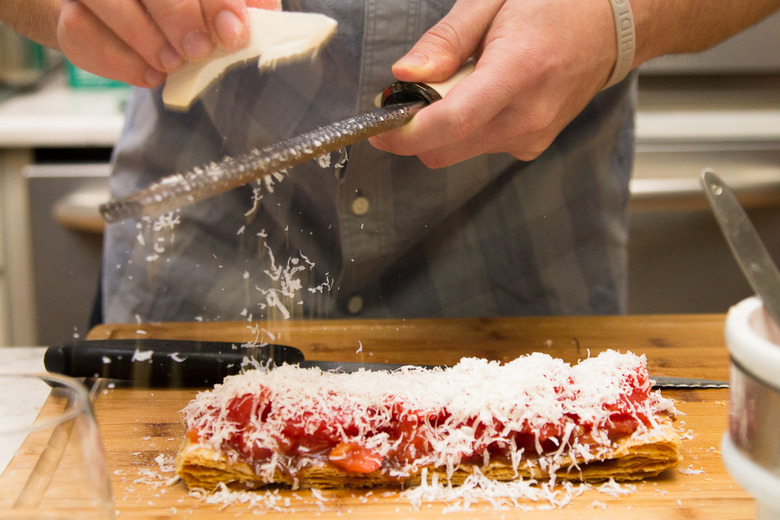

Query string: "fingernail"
[[215, 9, 247, 48], [159, 44, 184, 72], [182, 30, 213, 60], [396, 52, 428, 69], [144, 67, 166, 87]]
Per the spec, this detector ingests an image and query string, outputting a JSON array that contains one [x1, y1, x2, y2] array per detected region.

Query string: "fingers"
[[392, 0, 500, 83], [57, 0, 279, 88], [372, 43, 531, 162], [58, 0, 167, 87], [143, 0, 258, 59], [375, 0, 524, 167], [371, 0, 611, 168], [383, 107, 555, 169], [76, 0, 183, 73], [246, 0, 282, 9], [139, 0, 281, 59]]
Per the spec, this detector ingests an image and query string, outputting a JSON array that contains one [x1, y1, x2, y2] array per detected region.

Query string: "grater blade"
[[100, 101, 425, 223]]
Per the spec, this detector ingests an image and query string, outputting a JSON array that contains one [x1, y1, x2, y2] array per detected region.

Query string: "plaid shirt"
[[103, 0, 636, 323]]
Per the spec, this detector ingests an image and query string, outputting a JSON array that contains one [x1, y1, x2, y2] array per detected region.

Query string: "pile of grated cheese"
[[183, 350, 676, 484]]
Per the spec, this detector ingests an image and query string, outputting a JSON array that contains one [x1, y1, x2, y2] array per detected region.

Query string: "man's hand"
[[57, 0, 281, 88], [369, 0, 616, 168], [369, 0, 780, 168]]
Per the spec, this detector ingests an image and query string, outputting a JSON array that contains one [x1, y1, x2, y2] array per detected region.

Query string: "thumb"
[[393, 1, 496, 83], [246, 0, 282, 10]]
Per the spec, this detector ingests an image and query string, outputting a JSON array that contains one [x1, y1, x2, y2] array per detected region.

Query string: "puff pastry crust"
[[175, 415, 681, 490]]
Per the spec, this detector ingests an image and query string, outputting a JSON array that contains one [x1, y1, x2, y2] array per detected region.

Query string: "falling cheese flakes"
[[127, 138, 341, 323]]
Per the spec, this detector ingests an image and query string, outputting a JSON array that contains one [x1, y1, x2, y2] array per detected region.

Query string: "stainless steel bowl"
[[723, 297, 780, 520], [728, 360, 780, 474], [0, 23, 49, 87]]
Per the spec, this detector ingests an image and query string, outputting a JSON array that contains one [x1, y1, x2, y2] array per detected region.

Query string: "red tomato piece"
[[226, 388, 272, 427], [293, 434, 338, 456], [226, 393, 256, 426], [328, 442, 383, 473], [607, 412, 641, 440], [186, 427, 200, 443]]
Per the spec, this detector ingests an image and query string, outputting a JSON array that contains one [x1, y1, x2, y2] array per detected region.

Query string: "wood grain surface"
[[4, 315, 756, 518]]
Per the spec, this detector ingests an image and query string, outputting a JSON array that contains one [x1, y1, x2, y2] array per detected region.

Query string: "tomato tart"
[[175, 350, 681, 490]]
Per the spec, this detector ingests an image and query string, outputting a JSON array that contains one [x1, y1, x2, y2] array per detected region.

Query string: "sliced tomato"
[[607, 412, 641, 440], [240, 435, 274, 461], [328, 442, 382, 473], [293, 433, 337, 456], [186, 427, 200, 443], [225, 429, 275, 462], [393, 421, 431, 463], [226, 387, 272, 426], [226, 393, 256, 426]]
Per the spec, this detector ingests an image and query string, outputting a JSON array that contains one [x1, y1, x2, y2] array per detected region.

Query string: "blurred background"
[[0, 11, 779, 346]]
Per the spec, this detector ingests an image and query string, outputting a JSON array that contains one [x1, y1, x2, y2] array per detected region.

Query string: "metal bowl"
[[723, 296, 780, 520]]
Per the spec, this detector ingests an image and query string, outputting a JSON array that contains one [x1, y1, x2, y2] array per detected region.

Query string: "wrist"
[[602, 0, 635, 89], [0, 0, 61, 49]]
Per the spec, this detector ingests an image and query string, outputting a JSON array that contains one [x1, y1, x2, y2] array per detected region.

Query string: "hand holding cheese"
[[162, 9, 338, 110], [56, 0, 284, 88]]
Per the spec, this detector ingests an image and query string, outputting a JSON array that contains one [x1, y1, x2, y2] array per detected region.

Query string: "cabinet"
[[0, 149, 35, 345], [0, 173, 7, 343], [0, 73, 125, 346]]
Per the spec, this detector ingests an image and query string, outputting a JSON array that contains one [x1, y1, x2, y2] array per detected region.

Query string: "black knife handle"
[[44, 339, 304, 387]]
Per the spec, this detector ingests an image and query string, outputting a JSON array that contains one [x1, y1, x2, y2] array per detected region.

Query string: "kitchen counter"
[[0, 70, 127, 346], [0, 70, 127, 147], [0, 347, 48, 473], [636, 75, 780, 146], [0, 315, 755, 519], [1, 71, 779, 345], [0, 70, 779, 149]]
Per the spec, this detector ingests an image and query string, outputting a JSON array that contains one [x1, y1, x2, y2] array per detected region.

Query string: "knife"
[[44, 339, 727, 389], [43, 339, 304, 387], [700, 169, 780, 328], [300, 360, 727, 389], [99, 63, 475, 223]]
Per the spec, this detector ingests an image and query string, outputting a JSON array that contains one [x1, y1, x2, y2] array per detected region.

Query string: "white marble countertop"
[[0, 346, 46, 371], [0, 347, 49, 473]]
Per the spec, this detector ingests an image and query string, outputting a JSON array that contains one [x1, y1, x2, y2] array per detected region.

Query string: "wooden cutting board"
[[6, 315, 757, 518]]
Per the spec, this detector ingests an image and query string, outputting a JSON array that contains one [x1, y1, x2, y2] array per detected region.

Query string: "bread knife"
[[44, 339, 726, 388], [297, 360, 727, 388], [99, 64, 474, 223]]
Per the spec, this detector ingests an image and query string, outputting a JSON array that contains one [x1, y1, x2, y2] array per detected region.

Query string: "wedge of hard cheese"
[[163, 9, 337, 110]]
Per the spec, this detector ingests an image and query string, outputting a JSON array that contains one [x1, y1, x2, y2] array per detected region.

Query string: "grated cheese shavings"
[[183, 350, 676, 502]]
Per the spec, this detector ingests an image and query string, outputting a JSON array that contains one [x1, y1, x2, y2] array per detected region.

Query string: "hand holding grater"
[[100, 63, 474, 224]]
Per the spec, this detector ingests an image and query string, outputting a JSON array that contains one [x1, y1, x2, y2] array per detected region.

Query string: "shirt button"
[[351, 196, 370, 216], [347, 295, 364, 315]]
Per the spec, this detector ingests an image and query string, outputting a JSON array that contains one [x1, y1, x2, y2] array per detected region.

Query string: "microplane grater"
[[100, 101, 425, 223], [99, 62, 475, 223]]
